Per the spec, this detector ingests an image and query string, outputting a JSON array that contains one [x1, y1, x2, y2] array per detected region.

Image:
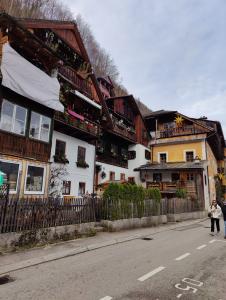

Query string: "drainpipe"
[[205, 138, 211, 205]]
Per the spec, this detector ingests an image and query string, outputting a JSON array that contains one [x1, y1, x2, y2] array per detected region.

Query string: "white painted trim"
[[0, 158, 21, 194], [73, 90, 101, 110], [183, 149, 196, 162], [24, 163, 46, 195], [0, 99, 28, 136], [158, 152, 168, 163]]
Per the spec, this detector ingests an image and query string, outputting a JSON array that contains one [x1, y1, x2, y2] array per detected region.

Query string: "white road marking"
[[99, 297, 113, 300], [175, 253, 191, 261], [138, 266, 165, 282], [196, 244, 207, 250], [209, 239, 216, 243], [177, 294, 182, 298]]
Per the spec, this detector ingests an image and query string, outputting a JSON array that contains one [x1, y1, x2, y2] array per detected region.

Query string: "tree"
[[49, 164, 68, 198]]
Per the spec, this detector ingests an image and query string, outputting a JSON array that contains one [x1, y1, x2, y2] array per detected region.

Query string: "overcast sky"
[[63, 0, 226, 135]]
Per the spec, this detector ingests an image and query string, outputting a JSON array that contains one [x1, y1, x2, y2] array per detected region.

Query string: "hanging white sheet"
[[1, 43, 64, 112]]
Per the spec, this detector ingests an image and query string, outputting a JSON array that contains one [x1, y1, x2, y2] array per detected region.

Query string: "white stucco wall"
[[128, 144, 150, 185], [96, 162, 129, 185], [96, 144, 150, 187], [51, 131, 95, 196]]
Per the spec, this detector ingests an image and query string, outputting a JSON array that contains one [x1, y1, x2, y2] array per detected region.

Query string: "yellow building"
[[136, 111, 225, 209]]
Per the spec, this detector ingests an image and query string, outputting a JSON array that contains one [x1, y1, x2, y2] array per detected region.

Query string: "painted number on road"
[[175, 278, 203, 296]]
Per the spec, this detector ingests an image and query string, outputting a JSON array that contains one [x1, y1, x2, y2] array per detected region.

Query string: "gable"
[[53, 28, 82, 56]]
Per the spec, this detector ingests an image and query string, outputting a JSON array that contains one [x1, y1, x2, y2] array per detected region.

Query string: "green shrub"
[[146, 188, 161, 202], [176, 188, 187, 198]]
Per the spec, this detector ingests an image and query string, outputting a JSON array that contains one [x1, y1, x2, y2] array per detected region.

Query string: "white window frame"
[[24, 163, 46, 195], [0, 99, 27, 136], [158, 152, 168, 163], [184, 150, 196, 162], [29, 112, 51, 143], [0, 158, 21, 194]]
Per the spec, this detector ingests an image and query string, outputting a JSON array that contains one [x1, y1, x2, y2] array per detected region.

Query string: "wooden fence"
[[0, 196, 95, 234], [0, 192, 204, 233]]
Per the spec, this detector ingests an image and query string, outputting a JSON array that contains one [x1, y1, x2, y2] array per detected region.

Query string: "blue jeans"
[[224, 221, 226, 237]]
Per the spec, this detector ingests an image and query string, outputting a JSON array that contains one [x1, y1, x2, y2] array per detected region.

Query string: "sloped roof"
[[134, 161, 205, 171], [145, 110, 176, 118]]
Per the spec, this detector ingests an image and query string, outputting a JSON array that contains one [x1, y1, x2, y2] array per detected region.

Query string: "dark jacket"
[[221, 202, 226, 221]]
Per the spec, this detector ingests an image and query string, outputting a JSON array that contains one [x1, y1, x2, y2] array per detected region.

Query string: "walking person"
[[220, 199, 226, 239], [208, 200, 222, 236]]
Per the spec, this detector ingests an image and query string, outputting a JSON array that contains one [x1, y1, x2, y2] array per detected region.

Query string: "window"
[[145, 150, 151, 160], [25, 165, 45, 193], [0, 161, 19, 192], [128, 177, 135, 184], [62, 181, 71, 195], [77, 146, 86, 162], [185, 151, 194, 162], [29, 112, 51, 142], [128, 151, 136, 160], [159, 153, 167, 163], [187, 173, 194, 181], [120, 173, 125, 181], [153, 173, 162, 182], [0, 99, 27, 135], [78, 182, 86, 196], [55, 140, 66, 157], [171, 173, 180, 182], [110, 171, 115, 181]]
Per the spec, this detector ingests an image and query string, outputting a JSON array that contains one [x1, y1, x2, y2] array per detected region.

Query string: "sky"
[[63, 0, 226, 135]]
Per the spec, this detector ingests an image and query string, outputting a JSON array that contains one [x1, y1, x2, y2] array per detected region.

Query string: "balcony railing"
[[112, 116, 136, 142], [158, 125, 205, 138], [96, 153, 128, 168], [59, 66, 95, 101], [0, 130, 51, 162], [54, 111, 99, 137], [146, 181, 196, 194]]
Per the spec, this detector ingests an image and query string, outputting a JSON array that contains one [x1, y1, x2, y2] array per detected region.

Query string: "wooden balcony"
[[59, 66, 98, 102], [158, 125, 205, 138], [111, 117, 136, 142], [96, 153, 128, 168], [0, 130, 51, 162], [54, 111, 99, 139], [146, 181, 196, 195]]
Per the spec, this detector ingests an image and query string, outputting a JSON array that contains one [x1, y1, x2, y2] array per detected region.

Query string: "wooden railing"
[[112, 117, 136, 142], [0, 130, 51, 162], [158, 125, 205, 138], [96, 153, 128, 168], [146, 181, 196, 194], [59, 66, 97, 101], [54, 111, 99, 137]]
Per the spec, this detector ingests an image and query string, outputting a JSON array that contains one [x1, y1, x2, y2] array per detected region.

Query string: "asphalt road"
[[0, 219, 226, 300]]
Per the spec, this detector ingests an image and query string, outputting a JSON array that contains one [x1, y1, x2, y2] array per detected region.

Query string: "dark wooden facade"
[[20, 18, 105, 141]]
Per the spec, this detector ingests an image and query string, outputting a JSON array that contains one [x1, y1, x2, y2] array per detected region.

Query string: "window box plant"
[[53, 154, 69, 164], [76, 160, 89, 168]]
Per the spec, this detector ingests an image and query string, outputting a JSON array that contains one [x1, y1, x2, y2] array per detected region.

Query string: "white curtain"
[[1, 43, 64, 112]]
